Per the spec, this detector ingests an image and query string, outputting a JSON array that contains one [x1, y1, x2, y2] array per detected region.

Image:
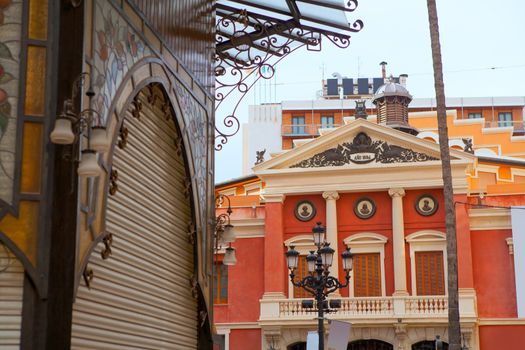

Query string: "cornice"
[[469, 208, 511, 230]]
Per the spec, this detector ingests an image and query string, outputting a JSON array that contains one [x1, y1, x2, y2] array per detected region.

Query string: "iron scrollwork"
[[214, 4, 363, 150], [109, 169, 118, 195], [101, 232, 113, 260], [291, 270, 350, 301], [82, 265, 94, 289], [117, 122, 128, 149]]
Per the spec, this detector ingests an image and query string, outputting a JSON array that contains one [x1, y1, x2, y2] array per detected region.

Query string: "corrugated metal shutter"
[[0, 245, 24, 349], [71, 89, 198, 349]]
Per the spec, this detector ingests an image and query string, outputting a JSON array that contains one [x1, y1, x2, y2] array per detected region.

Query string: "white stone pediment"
[[254, 119, 474, 172]]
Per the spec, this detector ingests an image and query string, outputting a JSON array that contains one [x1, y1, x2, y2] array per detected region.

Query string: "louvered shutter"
[[71, 89, 198, 349], [0, 248, 23, 349], [293, 256, 310, 298], [415, 251, 445, 295], [353, 253, 381, 297]]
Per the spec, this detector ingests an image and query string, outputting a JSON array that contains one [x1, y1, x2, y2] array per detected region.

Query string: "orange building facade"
[[217, 81, 525, 350]]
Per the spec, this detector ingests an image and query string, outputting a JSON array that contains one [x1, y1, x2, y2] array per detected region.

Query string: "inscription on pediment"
[[290, 132, 439, 168]]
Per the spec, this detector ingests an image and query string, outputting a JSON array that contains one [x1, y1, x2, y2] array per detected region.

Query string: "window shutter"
[[415, 251, 445, 295], [353, 253, 381, 297], [293, 256, 310, 298]]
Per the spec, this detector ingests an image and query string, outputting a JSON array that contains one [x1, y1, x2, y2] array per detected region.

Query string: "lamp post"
[[285, 222, 353, 350], [215, 194, 237, 265]]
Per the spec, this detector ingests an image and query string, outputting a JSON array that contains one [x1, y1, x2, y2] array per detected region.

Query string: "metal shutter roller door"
[[71, 89, 197, 349], [0, 246, 24, 349]]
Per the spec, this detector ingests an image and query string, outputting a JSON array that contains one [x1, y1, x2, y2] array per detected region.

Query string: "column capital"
[[388, 188, 406, 198], [322, 191, 339, 201], [261, 194, 286, 203]]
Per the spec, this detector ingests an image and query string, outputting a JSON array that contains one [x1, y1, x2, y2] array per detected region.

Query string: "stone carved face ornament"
[[290, 132, 439, 168]]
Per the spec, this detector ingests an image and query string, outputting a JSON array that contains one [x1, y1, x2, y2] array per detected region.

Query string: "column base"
[[262, 292, 287, 300], [393, 290, 409, 297]]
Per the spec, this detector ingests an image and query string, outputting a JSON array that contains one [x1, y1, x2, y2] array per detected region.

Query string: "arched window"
[[347, 339, 393, 350], [411, 340, 449, 350], [287, 342, 306, 350]]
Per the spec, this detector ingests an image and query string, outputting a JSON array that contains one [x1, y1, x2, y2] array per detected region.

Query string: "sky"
[[215, 0, 525, 183]]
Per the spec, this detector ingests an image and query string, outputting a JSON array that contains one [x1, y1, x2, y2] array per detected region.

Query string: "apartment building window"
[[467, 112, 482, 119], [353, 253, 382, 297], [321, 115, 335, 128], [415, 251, 445, 295], [291, 116, 305, 135], [293, 256, 310, 298], [213, 263, 228, 304], [498, 112, 513, 127]]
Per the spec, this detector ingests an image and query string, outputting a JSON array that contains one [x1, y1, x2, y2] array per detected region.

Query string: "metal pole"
[[318, 292, 324, 350]]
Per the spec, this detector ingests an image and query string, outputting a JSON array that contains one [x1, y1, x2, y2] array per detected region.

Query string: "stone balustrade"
[[260, 295, 455, 322]]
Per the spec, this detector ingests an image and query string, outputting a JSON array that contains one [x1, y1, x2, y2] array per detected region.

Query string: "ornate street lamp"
[[215, 194, 237, 265], [50, 72, 110, 178], [285, 222, 353, 350]]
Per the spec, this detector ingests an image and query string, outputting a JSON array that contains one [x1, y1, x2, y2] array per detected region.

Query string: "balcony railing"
[[281, 124, 341, 136], [483, 120, 525, 135], [261, 295, 454, 322]]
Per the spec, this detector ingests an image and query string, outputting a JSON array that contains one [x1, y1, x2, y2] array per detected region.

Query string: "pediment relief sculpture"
[[290, 132, 439, 168]]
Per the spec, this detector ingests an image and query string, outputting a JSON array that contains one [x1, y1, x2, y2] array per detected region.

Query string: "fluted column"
[[389, 188, 408, 296], [322, 191, 340, 277]]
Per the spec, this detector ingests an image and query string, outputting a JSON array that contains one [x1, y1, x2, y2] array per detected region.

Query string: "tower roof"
[[372, 81, 412, 103]]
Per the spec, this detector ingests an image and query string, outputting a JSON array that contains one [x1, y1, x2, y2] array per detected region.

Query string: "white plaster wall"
[[242, 104, 283, 175]]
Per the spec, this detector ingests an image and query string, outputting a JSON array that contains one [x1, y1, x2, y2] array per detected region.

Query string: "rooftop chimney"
[[379, 61, 388, 80], [399, 74, 408, 87]]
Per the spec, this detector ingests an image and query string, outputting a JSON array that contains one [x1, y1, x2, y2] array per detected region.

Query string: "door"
[[70, 86, 198, 349]]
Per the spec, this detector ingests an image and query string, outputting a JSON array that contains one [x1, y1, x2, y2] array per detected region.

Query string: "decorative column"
[[323, 191, 340, 277], [388, 188, 408, 296], [262, 194, 286, 299]]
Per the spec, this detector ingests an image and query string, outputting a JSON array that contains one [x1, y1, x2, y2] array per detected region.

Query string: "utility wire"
[[271, 63, 525, 86], [455, 201, 525, 210]]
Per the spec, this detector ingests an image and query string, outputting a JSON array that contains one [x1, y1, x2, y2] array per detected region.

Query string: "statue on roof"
[[255, 149, 266, 165]]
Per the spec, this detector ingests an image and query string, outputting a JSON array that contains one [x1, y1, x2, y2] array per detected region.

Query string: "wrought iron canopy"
[[214, 0, 363, 150]]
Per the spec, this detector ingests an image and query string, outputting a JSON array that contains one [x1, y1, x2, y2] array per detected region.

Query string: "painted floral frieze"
[[92, 0, 150, 123], [0, 0, 22, 205]]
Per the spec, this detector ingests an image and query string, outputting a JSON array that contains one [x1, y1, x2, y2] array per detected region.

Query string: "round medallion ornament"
[[415, 194, 438, 216], [354, 197, 376, 219], [294, 200, 316, 222]]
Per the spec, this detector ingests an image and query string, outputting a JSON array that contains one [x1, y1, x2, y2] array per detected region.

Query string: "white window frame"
[[284, 235, 316, 298], [405, 230, 447, 296], [343, 233, 388, 297], [243, 182, 261, 195], [218, 187, 236, 197]]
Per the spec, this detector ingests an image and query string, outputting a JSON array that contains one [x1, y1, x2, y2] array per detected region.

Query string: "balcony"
[[483, 120, 525, 135], [281, 124, 341, 137], [259, 295, 476, 324]]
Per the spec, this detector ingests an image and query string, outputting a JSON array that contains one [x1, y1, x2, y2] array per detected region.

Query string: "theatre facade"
[[214, 83, 525, 349]]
